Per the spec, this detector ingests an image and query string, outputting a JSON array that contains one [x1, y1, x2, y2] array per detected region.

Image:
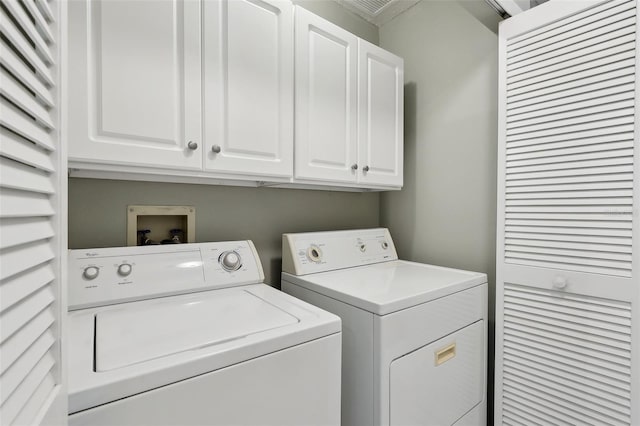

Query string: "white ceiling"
[[333, 0, 421, 26]]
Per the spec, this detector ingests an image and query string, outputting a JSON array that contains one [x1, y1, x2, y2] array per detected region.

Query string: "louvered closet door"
[[0, 0, 66, 424], [496, 1, 639, 425]]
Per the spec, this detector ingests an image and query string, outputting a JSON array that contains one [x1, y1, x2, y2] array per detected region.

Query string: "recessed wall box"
[[127, 205, 195, 246]]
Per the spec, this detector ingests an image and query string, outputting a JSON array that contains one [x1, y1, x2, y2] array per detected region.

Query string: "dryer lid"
[[95, 290, 299, 371], [283, 260, 487, 315]]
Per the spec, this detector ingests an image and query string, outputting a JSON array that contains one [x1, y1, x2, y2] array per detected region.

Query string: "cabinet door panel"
[[295, 7, 358, 183], [204, 0, 293, 177], [358, 40, 403, 187], [67, 0, 201, 170]]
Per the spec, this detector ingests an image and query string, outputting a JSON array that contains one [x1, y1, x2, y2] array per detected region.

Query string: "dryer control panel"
[[282, 228, 398, 276], [68, 241, 265, 310]]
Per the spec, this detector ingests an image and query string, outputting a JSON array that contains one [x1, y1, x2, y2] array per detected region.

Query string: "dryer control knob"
[[306, 245, 323, 263], [83, 266, 99, 280], [220, 251, 242, 272], [117, 263, 132, 277]]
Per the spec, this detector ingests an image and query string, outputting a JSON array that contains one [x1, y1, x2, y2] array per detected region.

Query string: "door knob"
[[187, 141, 198, 150], [212, 145, 221, 154], [552, 276, 568, 289]]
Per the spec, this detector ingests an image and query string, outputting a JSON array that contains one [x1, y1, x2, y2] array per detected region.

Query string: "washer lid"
[[282, 260, 487, 315], [95, 290, 299, 371], [68, 284, 340, 414]]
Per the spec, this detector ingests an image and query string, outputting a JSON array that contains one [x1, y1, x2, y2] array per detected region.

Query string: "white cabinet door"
[[203, 0, 293, 178], [67, 0, 202, 170], [294, 6, 358, 183], [358, 40, 403, 187]]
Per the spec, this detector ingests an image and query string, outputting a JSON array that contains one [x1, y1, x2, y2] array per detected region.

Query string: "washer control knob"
[[83, 266, 99, 280], [220, 251, 242, 271], [117, 263, 132, 277], [381, 241, 389, 250], [306, 245, 323, 263], [359, 244, 367, 252]]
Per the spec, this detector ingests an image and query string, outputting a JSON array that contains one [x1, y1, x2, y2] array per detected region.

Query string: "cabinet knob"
[[363, 166, 370, 172], [212, 145, 221, 154], [351, 164, 358, 170], [187, 141, 198, 150], [552, 276, 568, 290]]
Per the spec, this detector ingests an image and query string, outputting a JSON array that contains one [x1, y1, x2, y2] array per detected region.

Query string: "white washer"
[[281, 228, 488, 426], [68, 241, 341, 425]]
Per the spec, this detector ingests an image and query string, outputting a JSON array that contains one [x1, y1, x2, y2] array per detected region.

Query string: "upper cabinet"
[[294, 7, 404, 188], [203, 0, 293, 177], [65, 0, 403, 190], [67, 0, 293, 178], [294, 7, 359, 183], [66, 0, 203, 170], [358, 39, 404, 188]]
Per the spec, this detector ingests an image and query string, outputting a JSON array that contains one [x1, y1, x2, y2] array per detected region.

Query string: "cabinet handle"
[[351, 164, 358, 170], [187, 141, 198, 150], [212, 145, 221, 154], [363, 166, 370, 172]]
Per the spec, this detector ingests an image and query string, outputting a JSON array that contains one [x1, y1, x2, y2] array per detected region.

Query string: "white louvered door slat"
[[35, 0, 54, 23], [508, 82, 636, 117], [0, 310, 56, 375], [0, 129, 55, 172], [508, 0, 633, 47], [0, 10, 54, 85], [508, 29, 637, 79], [0, 0, 66, 424], [0, 68, 55, 129], [0, 218, 55, 250], [20, 0, 55, 44], [508, 91, 635, 125], [1, 330, 56, 405], [497, 0, 638, 425], [0, 102, 54, 150], [0, 39, 55, 108], [1, 1, 53, 65], [0, 190, 55, 218], [0, 265, 55, 312]]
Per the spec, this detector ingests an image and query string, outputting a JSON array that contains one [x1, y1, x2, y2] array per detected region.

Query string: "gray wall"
[[68, 179, 379, 285], [67, 3, 380, 286], [378, 0, 500, 420]]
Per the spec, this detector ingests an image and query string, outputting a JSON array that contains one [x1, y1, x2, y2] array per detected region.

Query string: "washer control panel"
[[68, 241, 264, 310], [282, 228, 398, 276]]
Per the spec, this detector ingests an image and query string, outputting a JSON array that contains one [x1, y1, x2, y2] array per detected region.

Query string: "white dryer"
[[281, 228, 488, 426], [68, 241, 341, 425]]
